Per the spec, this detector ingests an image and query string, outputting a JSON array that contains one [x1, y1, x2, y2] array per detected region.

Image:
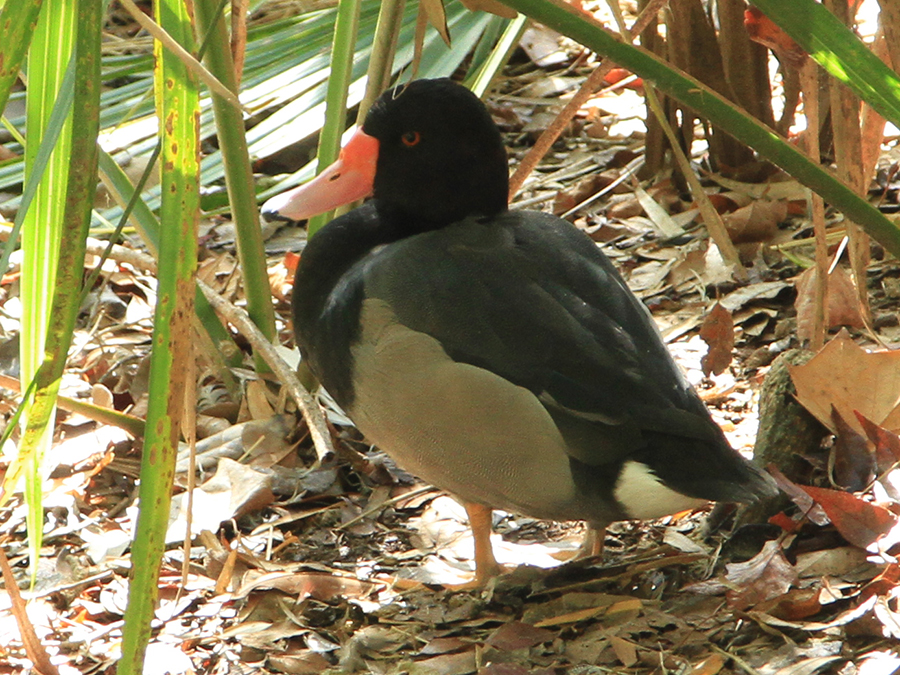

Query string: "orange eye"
[[401, 131, 421, 147]]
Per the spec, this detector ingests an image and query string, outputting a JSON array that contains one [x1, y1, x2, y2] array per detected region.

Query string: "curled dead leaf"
[[699, 302, 734, 376]]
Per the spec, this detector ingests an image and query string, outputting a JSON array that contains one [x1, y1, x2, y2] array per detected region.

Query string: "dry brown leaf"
[[166, 458, 275, 542], [246, 379, 275, 419], [420, 0, 451, 46], [691, 653, 725, 675], [795, 266, 866, 342], [721, 199, 786, 244], [552, 172, 616, 215], [413, 649, 477, 675], [236, 570, 378, 601], [485, 622, 554, 651], [267, 651, 332, 675], [609, 636, 638, 667], [855, 411, 900, 472], [699, 302, 734, 376], [459, 0, 517, 19], [725, 540, 798, 609], [789, 331, 900, 437], [532, 605, 607, 628]]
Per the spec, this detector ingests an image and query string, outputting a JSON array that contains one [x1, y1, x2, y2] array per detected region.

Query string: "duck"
[[262, 78, 777, 585]]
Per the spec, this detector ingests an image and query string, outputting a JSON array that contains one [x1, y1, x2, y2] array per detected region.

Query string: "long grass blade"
[[195, 0, 277, 348], [15, 0, 103, 560], [0, 0, 44, 115], [0, 57, 75, 277], [306, 0, 363, 237], [19, 0, 78, 581], [119, 0, 201, 667]]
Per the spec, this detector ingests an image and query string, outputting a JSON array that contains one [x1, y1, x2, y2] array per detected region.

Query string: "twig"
[[710, 645, 764, 675], [197, 279, 335, 464], [117, 0, 244, 112]]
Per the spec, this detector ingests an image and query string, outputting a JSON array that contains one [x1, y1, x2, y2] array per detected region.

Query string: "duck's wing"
[[357, 210, 774, 503]]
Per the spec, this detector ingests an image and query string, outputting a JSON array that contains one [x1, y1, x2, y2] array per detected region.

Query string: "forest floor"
[[3, 9, 900, 675]]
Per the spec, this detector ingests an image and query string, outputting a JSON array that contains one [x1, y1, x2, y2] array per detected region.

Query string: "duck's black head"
[[261, 78, 509, 231], [364, 79, 509, 228]]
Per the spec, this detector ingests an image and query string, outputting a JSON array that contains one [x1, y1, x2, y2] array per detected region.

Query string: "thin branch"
[[508, 0, 666, 198], [118, 0, 243, 111], [196, 279, 335, 464]]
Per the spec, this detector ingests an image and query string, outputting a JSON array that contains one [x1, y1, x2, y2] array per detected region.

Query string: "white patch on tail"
[[614, 460, 708, 520]]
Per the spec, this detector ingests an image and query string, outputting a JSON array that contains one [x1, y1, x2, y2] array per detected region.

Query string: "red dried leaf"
[[799, 485, 898, 550], [763, 587, 823, 621], [699, 303, 734, 376], [602, 67, 643, 91], [831, 406, 875, 491], [768, 511, 803, 533], [859, 563, 900, 601], [855, 411, 900, 472], [744, 7, 807, 66], [691, 654, 725, 675], [767, 466, 829, 526]]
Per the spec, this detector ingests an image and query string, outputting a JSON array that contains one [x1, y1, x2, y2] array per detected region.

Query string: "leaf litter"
[[4, 5, 900, 675]]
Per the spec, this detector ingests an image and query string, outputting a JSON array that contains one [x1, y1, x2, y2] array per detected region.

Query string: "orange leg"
[[463, 501, 502, 584], [575, 523, 607, 560]]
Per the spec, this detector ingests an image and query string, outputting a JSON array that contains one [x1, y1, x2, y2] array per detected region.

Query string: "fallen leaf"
[[699, 302, 734, 376], [795, 266, 866, 342], [609, 636, 638, 667], [761, 587, 823, 621], [799, 485, 898, 550], [767, 466, 829, 525], [267, 651, 333, 675], [691, 653, 725, 675], [602, 67, 643, 91], [518, 24, 569, 67], [830, 406, 875, 491], [768, 655, 842, 675], [719, 280, 790, 312], [485, 622, 554, 651], [532, 605, 606, 628], [794, 547, 871, 579], [855, 411, 900, 472], [789, 331, 900, 438], [873, 597, 900, 639], [166, 458, 275, 542], [721, 199, 786, 244], [413, 648, 477, 675], [236, 571, 378, 602], [859, 563, 900, 601], [725, 540, 798, 609], [552, 172, 616, 215]]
